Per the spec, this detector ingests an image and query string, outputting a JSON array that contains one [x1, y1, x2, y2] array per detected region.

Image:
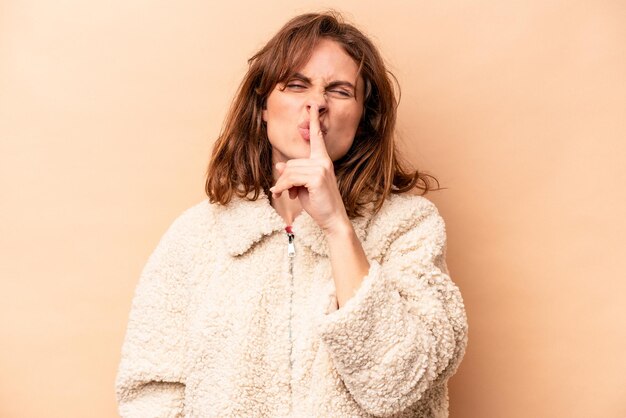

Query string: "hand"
[[269, 105, 350, 234]]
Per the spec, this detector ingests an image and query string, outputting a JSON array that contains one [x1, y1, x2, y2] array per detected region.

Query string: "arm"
[[318, 205, 468, 417], [325, 220, 370, 309], [115, 210, 198, 418]]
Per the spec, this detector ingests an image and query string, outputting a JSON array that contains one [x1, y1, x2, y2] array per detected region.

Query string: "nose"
[[305, 90, 328, 115]]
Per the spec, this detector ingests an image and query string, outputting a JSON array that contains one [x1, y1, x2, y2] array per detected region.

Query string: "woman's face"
[[262, 39, 365, 164]]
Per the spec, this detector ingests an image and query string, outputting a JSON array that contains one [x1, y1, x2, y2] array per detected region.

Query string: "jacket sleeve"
[[317, 207, 468, 417], [115, 210, 198, 418]]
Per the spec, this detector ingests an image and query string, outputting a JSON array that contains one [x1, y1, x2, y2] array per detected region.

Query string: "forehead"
[[295, 39, 362, 83]]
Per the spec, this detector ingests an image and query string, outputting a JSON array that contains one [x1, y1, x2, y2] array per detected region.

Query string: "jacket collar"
[[213, 189, 373, 258]]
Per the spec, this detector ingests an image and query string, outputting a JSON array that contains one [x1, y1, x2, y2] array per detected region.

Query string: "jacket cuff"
[[317, 258, 402, 372], [319, 259, 382, 328], [316, 259, 429, 416]]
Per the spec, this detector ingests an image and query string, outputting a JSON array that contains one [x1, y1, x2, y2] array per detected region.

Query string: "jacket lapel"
[[213, 190, 284, 257], [213, 189, 374, 258], [292, 207, 372, 258]]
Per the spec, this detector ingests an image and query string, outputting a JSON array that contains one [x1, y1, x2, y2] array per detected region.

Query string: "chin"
[[292, 150, 311, 160], [285, 144, 311, 160]]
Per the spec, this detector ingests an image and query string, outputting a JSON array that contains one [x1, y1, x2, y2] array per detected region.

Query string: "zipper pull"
[[286, 226, 295, 257]]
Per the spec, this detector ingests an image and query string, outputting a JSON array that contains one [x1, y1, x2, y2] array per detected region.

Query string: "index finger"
[[309, 104, 329, 159]]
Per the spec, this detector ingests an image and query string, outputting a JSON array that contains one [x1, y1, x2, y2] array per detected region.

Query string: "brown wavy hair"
[[205, 11, 440, 218]]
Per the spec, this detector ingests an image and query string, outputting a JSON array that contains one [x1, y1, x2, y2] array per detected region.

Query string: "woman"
[[116, 11, 468, 418]]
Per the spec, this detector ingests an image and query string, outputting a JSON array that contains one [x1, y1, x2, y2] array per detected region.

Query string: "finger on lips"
[[270, 106, 329, 198], [309, 104, 320, 133], [308, 105, 329, 158]]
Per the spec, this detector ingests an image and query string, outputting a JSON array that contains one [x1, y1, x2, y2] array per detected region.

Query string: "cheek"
[[266, 94, 299, 123], [327, 108, 362, 159], [333, 106, 363, 138]]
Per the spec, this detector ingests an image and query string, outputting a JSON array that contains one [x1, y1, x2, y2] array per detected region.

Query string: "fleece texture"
[[115, 190, 468, 417]]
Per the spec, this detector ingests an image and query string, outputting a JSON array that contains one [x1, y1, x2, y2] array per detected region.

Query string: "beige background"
[[1, 0, 625, 417]]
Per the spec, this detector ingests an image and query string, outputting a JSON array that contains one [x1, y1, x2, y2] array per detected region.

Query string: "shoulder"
[[135, 199, 222, 283], [378, 192, 441, 219], [151, 199, 217, 258], [364, 193, 447, 258], [168, 199, 215, 231], [370, 192, 444, 236]]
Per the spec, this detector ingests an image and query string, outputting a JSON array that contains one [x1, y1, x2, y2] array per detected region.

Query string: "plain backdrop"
[[1, 1, 625, 417]]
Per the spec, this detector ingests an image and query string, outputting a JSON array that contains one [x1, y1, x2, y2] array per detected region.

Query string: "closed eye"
[[327, 89, 352, 98]]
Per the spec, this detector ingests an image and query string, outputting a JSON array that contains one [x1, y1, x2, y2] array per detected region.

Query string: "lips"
[[298, 121, 327, 141], [299, 127, 311, 141]]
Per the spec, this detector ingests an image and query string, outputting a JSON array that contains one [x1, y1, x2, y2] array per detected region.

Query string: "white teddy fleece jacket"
[[115, 190, 468, 417]]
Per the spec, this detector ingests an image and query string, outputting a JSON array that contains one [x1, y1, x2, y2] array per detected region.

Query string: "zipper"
[[286, 225, 296, 258], [285, 225, 295, 414]]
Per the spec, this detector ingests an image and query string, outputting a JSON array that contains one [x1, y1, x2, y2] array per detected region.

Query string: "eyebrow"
[[290, 72, 356, 92]]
